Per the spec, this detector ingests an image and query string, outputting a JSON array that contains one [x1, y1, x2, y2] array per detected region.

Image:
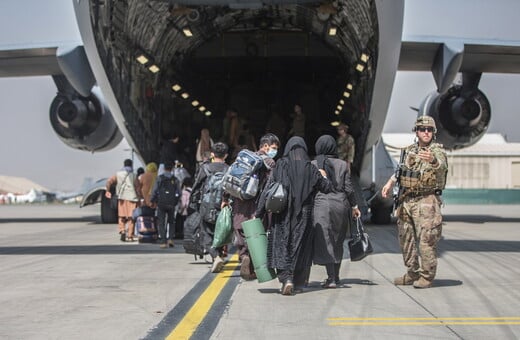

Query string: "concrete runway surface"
[[0, 204, 519, 339]]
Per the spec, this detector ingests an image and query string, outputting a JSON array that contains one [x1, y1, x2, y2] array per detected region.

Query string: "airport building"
[[0, 175, 52, 204], [383, 133, 520, 203]]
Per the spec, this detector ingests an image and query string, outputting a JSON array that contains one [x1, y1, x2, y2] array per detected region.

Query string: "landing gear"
[[370, 203, 393, 225]]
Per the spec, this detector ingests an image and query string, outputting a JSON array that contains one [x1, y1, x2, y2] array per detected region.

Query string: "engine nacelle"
[[49, 87, 123, 152], [419, 85, 491, 150]]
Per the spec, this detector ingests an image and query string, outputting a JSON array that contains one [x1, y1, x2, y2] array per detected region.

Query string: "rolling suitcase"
[[136, 215, 158, 243]]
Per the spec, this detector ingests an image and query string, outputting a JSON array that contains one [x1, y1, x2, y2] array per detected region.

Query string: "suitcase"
[[138, 233, 158, 243], [136, 216, 158, 243], [183, 211, 207, 259]]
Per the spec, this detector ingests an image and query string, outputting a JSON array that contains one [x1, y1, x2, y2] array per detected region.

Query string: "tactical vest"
[[399, 142, 447, 194]]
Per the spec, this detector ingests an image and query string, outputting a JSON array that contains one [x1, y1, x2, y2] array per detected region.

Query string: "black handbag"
[[110, 194, 119, 210], [348, 217, 373, 261], [265, 181, 287, 214]]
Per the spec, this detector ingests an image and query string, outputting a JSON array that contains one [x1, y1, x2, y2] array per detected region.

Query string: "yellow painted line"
[[328, 316, 520, 326], [166, 253, 239, 340], [328, 317, 520, 321]]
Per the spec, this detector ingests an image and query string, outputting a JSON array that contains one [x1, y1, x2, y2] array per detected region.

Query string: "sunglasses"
[[417, 127, 434, 133]]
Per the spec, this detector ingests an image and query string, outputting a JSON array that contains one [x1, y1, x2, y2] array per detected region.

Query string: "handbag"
[[348, 217, 373, 261], [110, 194, 119, 210], [264, 181, 287, 214]]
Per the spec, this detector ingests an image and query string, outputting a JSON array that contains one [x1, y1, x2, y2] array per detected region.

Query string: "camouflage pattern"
[[400, 142, 448, 193], [396, 194, 442, 280], [395, 139, 447, 281], [414, 116, 437, 130], [337, 134, 355, 163]]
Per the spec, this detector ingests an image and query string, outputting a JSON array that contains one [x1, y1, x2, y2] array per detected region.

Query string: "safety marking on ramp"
[[143, 252, 240, 340], [328, 316, 520, 326]]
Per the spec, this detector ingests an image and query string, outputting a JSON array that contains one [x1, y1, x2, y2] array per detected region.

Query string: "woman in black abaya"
[[312, 135, 361, 288], [257, 136, 332, 295]]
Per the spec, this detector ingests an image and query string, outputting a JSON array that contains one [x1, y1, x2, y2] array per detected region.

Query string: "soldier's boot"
[[413, 277, 433, 289], [394, 273, 420, 286]]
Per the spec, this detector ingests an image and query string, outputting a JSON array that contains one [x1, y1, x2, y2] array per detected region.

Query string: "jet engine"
[[419, 83, 491, 150], [49, 87, 123, 152]]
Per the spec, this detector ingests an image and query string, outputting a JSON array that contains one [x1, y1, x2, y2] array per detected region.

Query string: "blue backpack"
[[222, 149, 264, 200]]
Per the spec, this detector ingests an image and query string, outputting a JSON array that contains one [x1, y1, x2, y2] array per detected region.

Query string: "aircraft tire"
[[371, 205, 392, 225], [100, 194, 118, 224]]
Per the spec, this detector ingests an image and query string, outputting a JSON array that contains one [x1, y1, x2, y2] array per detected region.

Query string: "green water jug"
[[241, 218, 276, 283]]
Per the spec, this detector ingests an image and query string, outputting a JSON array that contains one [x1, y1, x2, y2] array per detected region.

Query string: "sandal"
[[126, 237, 135, 242], [119, 232, 126, 242]]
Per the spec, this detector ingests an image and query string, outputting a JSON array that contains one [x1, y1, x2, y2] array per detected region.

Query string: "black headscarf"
[[315, 135, 338, 188], [273, 136, 319, 220]]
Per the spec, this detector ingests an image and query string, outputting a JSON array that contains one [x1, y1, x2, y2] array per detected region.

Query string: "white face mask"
[[267, 148, 278, 158]]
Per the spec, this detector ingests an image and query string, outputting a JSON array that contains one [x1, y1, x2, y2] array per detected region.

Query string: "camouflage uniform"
[[396, 119, 448, 283], [337, 134, 355, 164]]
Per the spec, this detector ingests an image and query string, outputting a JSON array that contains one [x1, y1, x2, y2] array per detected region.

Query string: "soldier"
[[381, 116, 448, 289], [336, 123, 355, 173]]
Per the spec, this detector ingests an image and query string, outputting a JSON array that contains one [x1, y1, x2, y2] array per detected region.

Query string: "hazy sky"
[[1, 0, 520, 191]]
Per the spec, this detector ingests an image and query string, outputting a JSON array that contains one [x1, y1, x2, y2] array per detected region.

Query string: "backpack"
[[182, 211, 206, 258], [222, 149, 264, 200], [157, 175, 180, 210], [199, 166, 226, 224]]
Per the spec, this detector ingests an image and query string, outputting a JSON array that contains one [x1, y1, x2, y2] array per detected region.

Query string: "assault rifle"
[[392, 149, 406, 214]]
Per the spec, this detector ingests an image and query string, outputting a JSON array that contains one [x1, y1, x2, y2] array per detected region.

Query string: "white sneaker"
[[211, 256, 225, 273]]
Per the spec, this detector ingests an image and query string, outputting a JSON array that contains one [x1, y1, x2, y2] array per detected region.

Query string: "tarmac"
[[0, 204, 519, 340]]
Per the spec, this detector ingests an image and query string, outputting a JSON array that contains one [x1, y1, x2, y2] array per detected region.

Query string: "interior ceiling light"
[[171, 84, 181, 92], [331, 121, 340, 127], [136, 55, 149, 65], [191, 100, 199, 106], [148, 64, 160, 73], [335, 110, 340, 115], [346, 83, 353, 90], [198, 106, 206, 112], [360, 53, 369, 63], [183, 27, 193, 37], [337, 105, 343, 110], [339, 99, 345, 105], [205, 111, 212, 117], [343, 91, 351, 98], [356, 63, 365, 72], [328, 27, 337, 36], [181, 92, 189, 99]]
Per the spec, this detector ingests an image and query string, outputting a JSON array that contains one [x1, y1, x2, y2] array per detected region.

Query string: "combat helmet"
[[413, 116, 437, 133]]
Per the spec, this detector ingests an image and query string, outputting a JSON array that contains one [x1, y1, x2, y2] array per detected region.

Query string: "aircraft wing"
[[0, 42, 96, 99], [399, 35, 520, 93], [0, 46, 63, 77]]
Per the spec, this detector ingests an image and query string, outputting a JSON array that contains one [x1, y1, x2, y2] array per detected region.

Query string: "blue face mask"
[[267, 148, 278, 158]]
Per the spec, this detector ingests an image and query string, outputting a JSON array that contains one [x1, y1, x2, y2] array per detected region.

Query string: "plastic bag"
[[212, 206, 233, 248]]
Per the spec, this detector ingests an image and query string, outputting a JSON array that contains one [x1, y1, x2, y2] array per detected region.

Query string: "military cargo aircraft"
[[1, 0, 520, 223]]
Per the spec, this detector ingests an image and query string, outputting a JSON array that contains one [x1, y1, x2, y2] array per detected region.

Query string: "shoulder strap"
[[116, 172, 131, 196], [202, 165, 211, 178]]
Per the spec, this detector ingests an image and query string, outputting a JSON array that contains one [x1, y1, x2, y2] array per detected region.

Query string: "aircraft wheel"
[[371, 204, 392, 225], [100, 193, 118, 224]]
